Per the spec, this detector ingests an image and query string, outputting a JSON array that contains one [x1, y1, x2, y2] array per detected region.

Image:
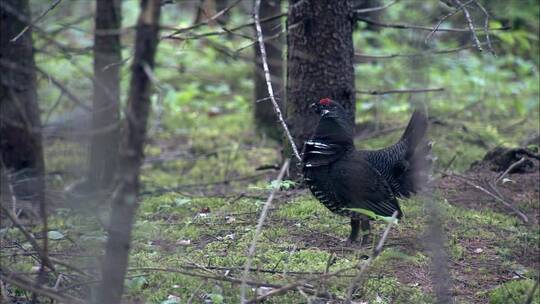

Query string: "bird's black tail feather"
[[400, 110, 428, 154], [398, 110, 432, 196]]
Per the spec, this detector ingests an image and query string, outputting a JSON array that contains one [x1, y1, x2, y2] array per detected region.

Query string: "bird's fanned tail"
[[398, 110, 432, 196]]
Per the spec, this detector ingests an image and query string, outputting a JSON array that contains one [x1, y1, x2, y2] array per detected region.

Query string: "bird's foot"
[[343, 234, 372, 247]]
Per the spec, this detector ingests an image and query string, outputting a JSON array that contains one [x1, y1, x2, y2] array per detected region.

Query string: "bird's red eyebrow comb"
[[319, 98, 332, 105]]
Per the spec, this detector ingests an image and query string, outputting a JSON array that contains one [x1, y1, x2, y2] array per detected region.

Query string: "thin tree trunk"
[[254, 0, 283, 141], [285, 0, 356, 176], [94, 0, 161, 303], [0, 0, 48, 298], [88, 0, 122, 194]]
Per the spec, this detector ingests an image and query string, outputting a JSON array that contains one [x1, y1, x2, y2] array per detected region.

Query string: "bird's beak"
[[310, 103, 321, 114]]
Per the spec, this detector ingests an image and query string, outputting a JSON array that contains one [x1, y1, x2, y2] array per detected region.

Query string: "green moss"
[[489, 279, 539, 304]]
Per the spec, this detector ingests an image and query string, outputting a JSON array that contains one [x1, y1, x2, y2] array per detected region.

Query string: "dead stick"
[[495, 157, 525, 183], [0, 204, 56, 272], [0, 272, 84, 304]]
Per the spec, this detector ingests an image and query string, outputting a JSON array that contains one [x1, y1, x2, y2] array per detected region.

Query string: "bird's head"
[[309, 98, 354, 145], [310, 98, 347, 118]]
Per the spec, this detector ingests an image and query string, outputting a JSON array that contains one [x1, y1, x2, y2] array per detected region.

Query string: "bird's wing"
[[330, 154, 403, 218]]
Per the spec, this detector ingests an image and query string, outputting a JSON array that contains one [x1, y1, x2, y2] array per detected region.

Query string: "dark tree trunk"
[[286, 0, 356, 175], [0, 0, 49, 297], [254, 0, 283, 141], [95, 0, 160, 303], [0, 0, 46, 207], [88, 0, 122, 194]]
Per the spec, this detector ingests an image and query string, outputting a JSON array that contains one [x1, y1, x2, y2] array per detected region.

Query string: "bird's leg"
[[360, 217, 372, 246], [346, 218, 361, 244]]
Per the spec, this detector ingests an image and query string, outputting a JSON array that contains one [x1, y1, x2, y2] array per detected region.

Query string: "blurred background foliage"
[[31, 0, 539, 178]]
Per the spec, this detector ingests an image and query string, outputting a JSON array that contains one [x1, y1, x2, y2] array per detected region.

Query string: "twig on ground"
[[253, 0, 301, 162], [344, 211, 399, 303], [495, 157, 526, 183], [0, 204, 56, 273], [0, 272, 84, 304], [446, 172, 529, 223], [356, 88, 444, 95], [127, 267, 285, 289], [10, 0, 62, 42], [240, 159, 290, 303], [246, 281, 307, 304]]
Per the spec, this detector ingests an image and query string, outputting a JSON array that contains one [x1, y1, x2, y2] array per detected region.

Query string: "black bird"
[[302, 98, 431, 245]]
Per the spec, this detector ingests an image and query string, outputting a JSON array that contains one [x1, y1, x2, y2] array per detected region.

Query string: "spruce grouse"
[[302, 98, 431, 244]]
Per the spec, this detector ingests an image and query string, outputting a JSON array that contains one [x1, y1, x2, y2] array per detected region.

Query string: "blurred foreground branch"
[[240, 159, 290, 303]]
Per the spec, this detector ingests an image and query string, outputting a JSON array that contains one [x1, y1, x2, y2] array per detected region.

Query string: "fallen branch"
[[0, 272, 84, 304], [447, 173, 529, 223], [126, 267, 285, 289], [495, 157, 526, 184], [0, 204, 56, 273]]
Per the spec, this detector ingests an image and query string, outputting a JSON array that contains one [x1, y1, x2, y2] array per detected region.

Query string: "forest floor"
[[2, 112, 539, 304]]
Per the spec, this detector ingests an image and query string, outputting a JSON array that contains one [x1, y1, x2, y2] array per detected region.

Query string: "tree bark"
[[88, 0, 122, 194], [0, 0, 45, 204], [0, 0, 49, 297], [254, 0, 283, 141], [285, 0, 356, 175], [95, 0, 161, 303]]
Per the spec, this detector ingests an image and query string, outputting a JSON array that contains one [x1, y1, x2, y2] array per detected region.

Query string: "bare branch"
[[354, 43, 489, 61], [10, 0, 63, 42], [355, 0, 399, 14], [473, 0, 495, 54], [454, 0, 484, 52], [356, 88, 444, 95], [0, 203, 56, 273], [425, 0, 474, 44], [240, 159, 290, 303], [164, 0, 242, 39], [0, 272, 85, 304], [356, 17, 509, 32], [252, 1, 301, 162]]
